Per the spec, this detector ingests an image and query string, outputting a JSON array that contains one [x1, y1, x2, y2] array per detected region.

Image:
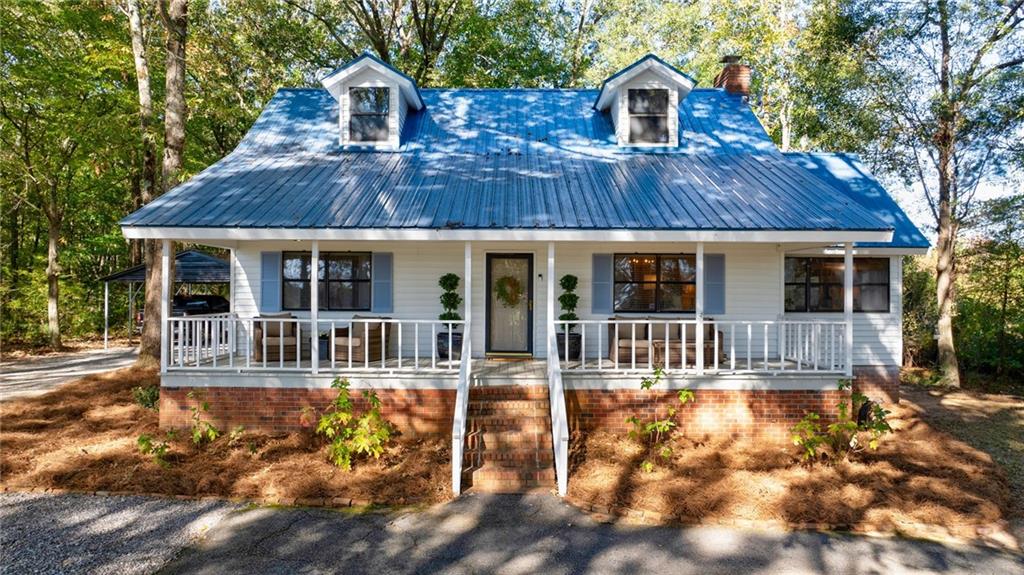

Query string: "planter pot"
[[556, 332, 582, 361], [436, 331, 463, 361]]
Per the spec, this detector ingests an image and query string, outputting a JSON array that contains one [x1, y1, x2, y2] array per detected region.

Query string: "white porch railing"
[[166, 315, 467, 373], [547, 325, 569, 497], [556, 318, 848, 375], [450, 328, 472, 495]]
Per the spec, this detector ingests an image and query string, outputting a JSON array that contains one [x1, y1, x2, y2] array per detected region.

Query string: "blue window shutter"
[[260, 252, 282, 313], [704, 254, 726, 315], [592, 254, 613, 314], [371, 252, 393, 313]]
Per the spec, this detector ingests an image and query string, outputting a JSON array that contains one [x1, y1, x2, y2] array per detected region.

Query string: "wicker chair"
[[253, 312, 299, 364], [333, 315, 392, 365]]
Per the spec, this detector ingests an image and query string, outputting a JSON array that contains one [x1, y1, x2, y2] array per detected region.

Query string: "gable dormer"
[[594, 54, 696, 148], [320, 53, 425, 150]]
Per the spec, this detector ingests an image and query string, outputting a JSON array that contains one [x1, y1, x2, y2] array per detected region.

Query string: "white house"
[[120, 54, 929, 495]]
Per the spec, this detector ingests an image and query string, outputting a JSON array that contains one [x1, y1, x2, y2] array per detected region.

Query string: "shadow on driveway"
[[157, 492, 1024, 575]]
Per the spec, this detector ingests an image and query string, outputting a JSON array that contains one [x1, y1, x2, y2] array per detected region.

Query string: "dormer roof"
[[593, 54, 697, 111], [320, 52, 425, 111]]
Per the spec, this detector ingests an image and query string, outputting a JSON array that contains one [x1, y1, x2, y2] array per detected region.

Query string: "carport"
[[99, 250, 231, 349]]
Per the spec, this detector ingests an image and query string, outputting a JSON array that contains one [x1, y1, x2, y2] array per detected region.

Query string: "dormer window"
[[593, 54, 695, 149], [628, 89, 669, 144], [321, 53, 425, 150], [349, 87, 390, 142]]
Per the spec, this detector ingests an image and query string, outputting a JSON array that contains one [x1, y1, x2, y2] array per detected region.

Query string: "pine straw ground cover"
[[568, 398, 1017, 547], [0, 367, 452, 506]]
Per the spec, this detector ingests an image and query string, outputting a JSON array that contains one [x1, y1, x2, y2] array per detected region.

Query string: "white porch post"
[[160, 239, 171, 374], [844, 242, 854, 377], [695, 242, 705, 375], [310, 241, 319, 374], [229, 248, 236, 314], [464, 241, 472, 349], [547, 242, 555, 358], [103, 281, 109, 350]]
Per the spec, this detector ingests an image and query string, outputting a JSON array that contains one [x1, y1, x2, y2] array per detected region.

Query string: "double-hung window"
[[627, 88, 670, 144], [784, 257, 890, 313], [282, 252, 372, 311], [348, 87, 390, 142], [614, 254, 696, 312]]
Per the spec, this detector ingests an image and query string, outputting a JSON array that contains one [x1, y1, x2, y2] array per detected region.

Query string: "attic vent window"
[[349, 87, 390, 142], [627, 88, 669, 144]]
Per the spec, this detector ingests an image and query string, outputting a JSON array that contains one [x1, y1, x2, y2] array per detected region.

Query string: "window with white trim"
[[784, 257, 889, 313], [348, 87, 390, 142], [282, 251, 372, 310], [627, 88, 670, 144]]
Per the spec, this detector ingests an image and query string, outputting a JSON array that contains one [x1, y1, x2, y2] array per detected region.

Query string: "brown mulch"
[[568, 399, 1014, 542], [0, 366, 452, 506]]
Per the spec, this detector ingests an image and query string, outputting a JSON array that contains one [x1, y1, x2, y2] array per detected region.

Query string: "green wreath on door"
[[495, 275, 523, 308]]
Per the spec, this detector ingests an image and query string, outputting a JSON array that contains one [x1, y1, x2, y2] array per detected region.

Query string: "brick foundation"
[[852, 365, 900, 403], [159, 387, 455, 436], [565, 389, 848, 442]]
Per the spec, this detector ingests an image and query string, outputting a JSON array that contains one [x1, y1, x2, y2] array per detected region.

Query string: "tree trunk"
[[128, 0, 163, 361], [45, 208, 62, 349], [139, 0, 188, 363], [933, 0, 961, 387], [934, 200, 960, 386]]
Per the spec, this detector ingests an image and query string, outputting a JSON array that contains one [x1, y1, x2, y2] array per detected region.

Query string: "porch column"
[[844, 242, 854, 377], [160, 239, 171, 374], [547, 242, 555, 359], [103, 281, 109, 350], [310, 240, 319, 374], [695, 242, 705, 375], [464, 242, 472, 356], [228, 248, 236, 314]]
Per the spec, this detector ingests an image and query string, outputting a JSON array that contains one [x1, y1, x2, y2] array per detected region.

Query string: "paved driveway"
[[2, 492, 1020, 575], [0, 346, 137, 401]]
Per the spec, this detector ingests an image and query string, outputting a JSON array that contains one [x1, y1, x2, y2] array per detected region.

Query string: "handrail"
[[451, 325, 472, 496], [547, 326, 569, 497], [557, 318, 847, 375], [165, 316, 465, 373]]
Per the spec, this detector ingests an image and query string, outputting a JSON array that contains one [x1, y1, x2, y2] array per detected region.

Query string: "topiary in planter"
[[437, 273, 463, 360], [556, 274, 581, 360]]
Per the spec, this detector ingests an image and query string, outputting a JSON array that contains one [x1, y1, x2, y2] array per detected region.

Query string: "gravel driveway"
[[0, 346, 137, 401], [3, 491, 1019, 575], [0, 493, 232, 575]]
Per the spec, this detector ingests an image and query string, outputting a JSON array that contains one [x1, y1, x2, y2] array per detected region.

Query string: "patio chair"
[[253, 312, 298, 364], [333, 315, 393, 365]]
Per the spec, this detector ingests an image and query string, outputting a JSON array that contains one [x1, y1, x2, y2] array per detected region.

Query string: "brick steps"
[[462, 385, 555, 493]]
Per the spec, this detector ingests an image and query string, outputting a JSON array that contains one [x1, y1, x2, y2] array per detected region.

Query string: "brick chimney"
[[713, 55, 751, 96]]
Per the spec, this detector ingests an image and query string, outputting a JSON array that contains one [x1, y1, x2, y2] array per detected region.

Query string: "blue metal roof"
[[785, 153, 930, 249], [122, 86, 921, 245]]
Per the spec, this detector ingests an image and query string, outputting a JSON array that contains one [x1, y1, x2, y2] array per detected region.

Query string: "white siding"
[[232, 241, 902, 367]]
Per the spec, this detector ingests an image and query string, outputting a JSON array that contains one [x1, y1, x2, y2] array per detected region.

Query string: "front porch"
[[152, 238, 873, 497]]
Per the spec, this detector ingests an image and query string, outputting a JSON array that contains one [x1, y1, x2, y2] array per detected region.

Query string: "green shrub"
[[132, 385, 160, 410], [791, 379, 893, 462], [316, 378, 393, 470], [557, 274, 579, 331], [186, 390, 221, 445], [438, 273, 462, 322], [137, 433, 171, 467], [626, 368, 696, 472]]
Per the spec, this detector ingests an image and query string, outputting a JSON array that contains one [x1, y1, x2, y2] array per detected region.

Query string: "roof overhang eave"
[[121, 225, 894, 245]]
